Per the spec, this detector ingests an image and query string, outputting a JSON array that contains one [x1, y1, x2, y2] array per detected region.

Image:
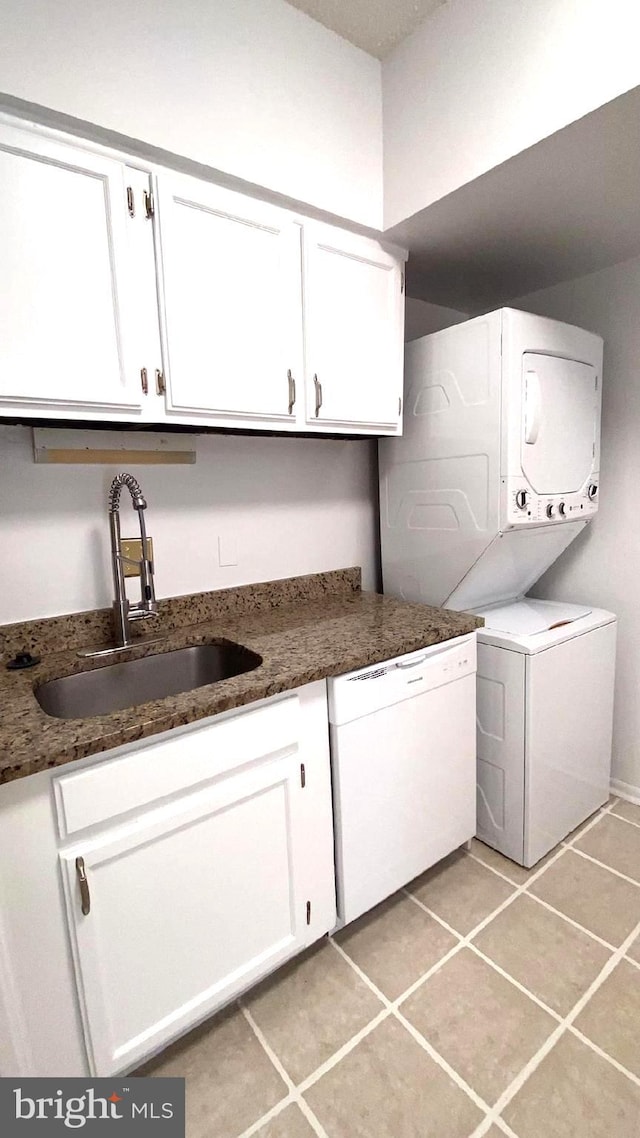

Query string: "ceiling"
[[285, 0, 446, 59], [386, 85, 640, 312]]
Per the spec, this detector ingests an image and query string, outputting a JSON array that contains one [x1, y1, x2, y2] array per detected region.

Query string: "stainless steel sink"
[[34, 643, 262, 720]]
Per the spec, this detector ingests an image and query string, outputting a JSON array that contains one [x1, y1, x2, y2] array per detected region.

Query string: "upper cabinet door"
[[157, 178, 303, 423], [0, 125, 142, 413], [303, 225, 405, 431]]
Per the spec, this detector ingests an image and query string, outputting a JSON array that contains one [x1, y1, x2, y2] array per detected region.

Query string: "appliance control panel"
[[503, 477, 599, 528]]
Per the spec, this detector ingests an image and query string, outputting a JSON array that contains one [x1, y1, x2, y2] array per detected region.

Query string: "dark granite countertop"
[[0, 569, 482, 786]]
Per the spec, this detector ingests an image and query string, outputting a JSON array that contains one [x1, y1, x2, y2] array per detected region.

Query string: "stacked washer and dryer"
[[379, 308, 617, 868]]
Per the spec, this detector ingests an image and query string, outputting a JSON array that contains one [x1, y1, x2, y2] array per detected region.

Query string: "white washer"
[[379, 309, 616, 866], [474, 598, 617, 867]]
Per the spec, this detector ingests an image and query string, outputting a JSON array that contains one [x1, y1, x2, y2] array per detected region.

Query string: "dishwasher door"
[[329, 633, 477, 927]]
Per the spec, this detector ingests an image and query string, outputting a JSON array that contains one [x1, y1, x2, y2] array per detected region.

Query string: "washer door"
[[521, 353, 597, 494]]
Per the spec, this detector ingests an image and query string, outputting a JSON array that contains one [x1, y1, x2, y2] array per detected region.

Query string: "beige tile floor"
[[140, 796, 640, 1138]]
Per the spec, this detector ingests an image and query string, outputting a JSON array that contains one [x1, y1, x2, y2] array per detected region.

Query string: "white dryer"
[[473, 598, 617, 867], [379, 308, 602, 610]]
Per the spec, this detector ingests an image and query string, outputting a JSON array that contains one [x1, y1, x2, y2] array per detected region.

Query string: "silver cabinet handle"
[[287, 369, 296, 415], [314, 374, 323, 418], [75, 856, 91, 916]]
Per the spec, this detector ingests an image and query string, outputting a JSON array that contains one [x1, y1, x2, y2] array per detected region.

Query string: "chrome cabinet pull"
[[75, 856, 91, 916], [314, 374, 323, 418], [287, 369, 296, 415], [155, 368, 166, 396], [140, 367, 148, 396]]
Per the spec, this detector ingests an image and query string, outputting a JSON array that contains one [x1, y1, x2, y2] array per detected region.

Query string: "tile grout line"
[[476, 832, 570, 887], [478, 913, 640, 1130], [568, 1024, 640, 1089], [234, 1094, 295, 1138], [461, 849, 623, 934], [468, 1111, 520, 1138], [362, 833, 640, 1125], [242, 910, 636, 1138], [402, 827, 569, 949], [523, 890, 618, 951], [568, 844, 640, 889], [329, 938, 493, 1118], [401, 887, 640, 1118], [403, 840, 640, 1120], [467, 813, 639, 950], [460, 861, 620, 955], [237, 1003, 331, 1138], [394, 1006, 493, 1116], [237, 812, 640, 1138], [608, 810, 640, 832], [295, 1007, 390, 1096], [467, 943, 564, 1023], [469, 797, 617, 889], [403, 879, 523, 942]]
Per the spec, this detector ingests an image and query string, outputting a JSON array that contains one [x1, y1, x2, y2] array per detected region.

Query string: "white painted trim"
[[611, 779, 640, 805], [0, 106, 407, 259]]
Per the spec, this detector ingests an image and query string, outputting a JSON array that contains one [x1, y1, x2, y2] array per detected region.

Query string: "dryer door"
[[521, 354, 597, 494]]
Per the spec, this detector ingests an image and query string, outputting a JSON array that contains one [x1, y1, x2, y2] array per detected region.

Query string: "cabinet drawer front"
[[54, 696, 299, 838]]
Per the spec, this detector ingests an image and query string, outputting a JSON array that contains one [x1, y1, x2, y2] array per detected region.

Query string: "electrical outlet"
[[120, 537, 154, 577]]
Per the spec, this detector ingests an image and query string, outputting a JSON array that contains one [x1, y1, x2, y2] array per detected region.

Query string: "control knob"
[[515, 489, 528, 510], [558, 502, 566, 516], [546, 503, 555, 519], [587, 483, 598, 501]]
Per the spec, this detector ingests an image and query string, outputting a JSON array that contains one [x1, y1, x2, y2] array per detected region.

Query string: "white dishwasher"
[[328, 632, 477, 928]]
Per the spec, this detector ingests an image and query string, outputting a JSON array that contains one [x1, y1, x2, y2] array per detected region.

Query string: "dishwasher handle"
[[328, 632, 477, 725], [395, 639, 467, 669], [395, 655, 429, 669]]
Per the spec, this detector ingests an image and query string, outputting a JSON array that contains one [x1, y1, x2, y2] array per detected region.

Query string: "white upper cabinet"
[[0, 125, 144, 415], [303, 225, 405, 430], [0, 119, 405, 435], [157, 177, 303, 423]]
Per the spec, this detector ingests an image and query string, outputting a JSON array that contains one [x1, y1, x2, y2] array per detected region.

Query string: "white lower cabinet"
[[0, 681, 336, 1077]]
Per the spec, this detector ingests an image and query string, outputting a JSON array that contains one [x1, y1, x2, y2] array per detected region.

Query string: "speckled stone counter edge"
[[0, 569, 482, 786], [0, 567, 361, 662]]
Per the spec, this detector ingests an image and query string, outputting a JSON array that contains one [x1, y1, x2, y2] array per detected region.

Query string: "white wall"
[[0, 427, 379, 624], [404, 297, 468, 340], [512, 255, 640, 796], [0, 0, 382, 227], [383, 0, 640, 228]]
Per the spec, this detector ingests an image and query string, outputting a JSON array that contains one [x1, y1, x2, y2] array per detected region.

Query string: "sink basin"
[[34, 643, 262, 720]]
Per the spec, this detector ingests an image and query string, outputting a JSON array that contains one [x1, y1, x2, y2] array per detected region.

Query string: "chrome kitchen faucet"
[[108, 472, 159, 648]]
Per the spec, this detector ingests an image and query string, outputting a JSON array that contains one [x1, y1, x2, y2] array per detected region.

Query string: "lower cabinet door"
[[60, 751, 313, 1075]]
